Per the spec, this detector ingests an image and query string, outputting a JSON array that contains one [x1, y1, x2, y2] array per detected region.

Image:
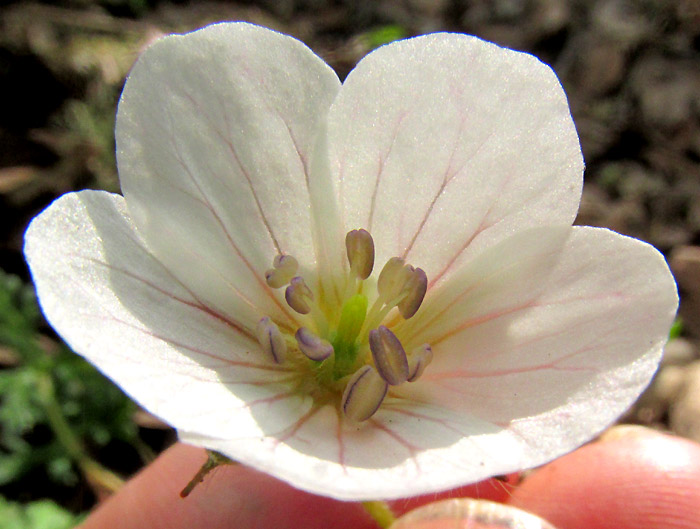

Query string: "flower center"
[[257, 229, 432, 422]]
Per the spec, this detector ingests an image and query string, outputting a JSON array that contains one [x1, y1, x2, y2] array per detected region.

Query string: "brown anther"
[[398, 267, 428, 319], [265, 254, 298, 289], [407, 344, 433, 382], [345, 229, 375, 280], [377, 257, 411, 302], [285, 276, 313, 314]]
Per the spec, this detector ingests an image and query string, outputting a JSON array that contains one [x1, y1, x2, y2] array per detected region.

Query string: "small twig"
[[180, 450, 235, 498]]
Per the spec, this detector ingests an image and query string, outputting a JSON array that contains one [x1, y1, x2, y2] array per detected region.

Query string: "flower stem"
[[180, 450, 236, 497], [362, 500, 396, 528]]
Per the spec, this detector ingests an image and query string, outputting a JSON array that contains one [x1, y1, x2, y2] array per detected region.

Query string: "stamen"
[[369, 325, 409, 385], [407, 344, 433, 382], [256, 317, 287, 364], [398, 267, 428, 319], [377, 257, 411, 302], [265, 254, 298, 288], [341, 365, 388, 422], [285, 276, 314, 314], [295, 327, 333, 361], [345, 229, 375, 280]]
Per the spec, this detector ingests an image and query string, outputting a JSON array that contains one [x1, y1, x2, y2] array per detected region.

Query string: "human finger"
[[509, 429, 700, 529]]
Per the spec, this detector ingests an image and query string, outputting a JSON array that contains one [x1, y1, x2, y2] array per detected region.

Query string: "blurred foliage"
[[361, 25, 408, 50], [0, 496, 84, 529], [0, 269, 143, 489], [669, 318, 683, 341]]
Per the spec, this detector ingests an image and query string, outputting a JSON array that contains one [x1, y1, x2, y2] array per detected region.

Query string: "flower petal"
[[116, 22, 341, 325], [182, 397, 520, 500], [326, 33, 583, 286], [398, 226, 677, 485], [24, 191, 312, 442]]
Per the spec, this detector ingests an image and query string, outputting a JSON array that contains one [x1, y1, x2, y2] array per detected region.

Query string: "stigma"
[[257, 229, 432, 422]]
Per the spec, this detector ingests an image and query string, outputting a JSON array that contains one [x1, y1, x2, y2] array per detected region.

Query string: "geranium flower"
[[24, 22, 677, 501]]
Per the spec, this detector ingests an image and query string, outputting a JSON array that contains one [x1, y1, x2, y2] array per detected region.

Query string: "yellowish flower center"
[[258, 229, 432, 422]]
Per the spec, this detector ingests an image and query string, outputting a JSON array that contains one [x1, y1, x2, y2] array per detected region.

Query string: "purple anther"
[[285, 276, 313, 314], [341, 365, 388, 422], [369, 325, 409, 385], [295, 327, 333, 361], [255, 316, 287, 364]]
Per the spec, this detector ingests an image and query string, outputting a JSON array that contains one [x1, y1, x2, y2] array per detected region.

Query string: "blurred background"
[[0, 0, 699, 526]]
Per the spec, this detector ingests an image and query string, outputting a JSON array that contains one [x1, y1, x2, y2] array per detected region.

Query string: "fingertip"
[[79, 443, 373, 529], [508, 431, 700, 529]]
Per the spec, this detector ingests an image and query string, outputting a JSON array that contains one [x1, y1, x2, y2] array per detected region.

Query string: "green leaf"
[[362, 25, 408, 49], [668, 318, 683, 340], [0, 496, 84, 529]]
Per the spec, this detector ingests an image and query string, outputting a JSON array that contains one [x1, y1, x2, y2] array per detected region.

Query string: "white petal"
[[116, 22, 340, 325], [397, 227, 677, 484], [24, 191, 310, 441], [326, 33, 583, 286]]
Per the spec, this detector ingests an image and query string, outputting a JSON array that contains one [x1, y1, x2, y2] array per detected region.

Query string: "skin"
[[79, 429, 700, 529]]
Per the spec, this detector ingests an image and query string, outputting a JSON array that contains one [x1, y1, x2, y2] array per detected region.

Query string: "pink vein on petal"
[[334, 406, 348, 473], [428, 302, 536, 346], [428, 166, 566, 287], [155, 178, 297, 327], [98, 312, 292, 373], [80, 255, 256, 340], [217, 376, 298, 386], [245, 389, 299, 410], [157, 102, 297, 326], [367, 112, 407, 232], [387, 404, 475, 438], [272, 404, 322, 446], [401, 114, 470, 260], [185, 91, 282, 254], [425, 360, 597, 382], [369, 419, 422, 471]]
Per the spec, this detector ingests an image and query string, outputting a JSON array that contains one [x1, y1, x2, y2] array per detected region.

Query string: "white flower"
[[24, 22, 677, 501]]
